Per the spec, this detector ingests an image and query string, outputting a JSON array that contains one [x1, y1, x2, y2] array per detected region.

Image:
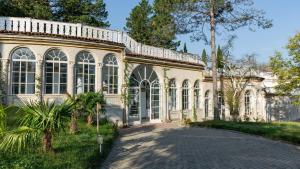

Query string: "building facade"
[[0, 17, 299, 126]]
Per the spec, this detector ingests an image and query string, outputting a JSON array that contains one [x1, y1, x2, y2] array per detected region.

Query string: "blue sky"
[[104, 0, 300, 63]]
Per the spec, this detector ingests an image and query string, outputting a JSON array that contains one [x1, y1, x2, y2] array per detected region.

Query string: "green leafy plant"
[[0, 104, 6, 135], [77, 92, 106, 126], [0, 101, 71, 152]]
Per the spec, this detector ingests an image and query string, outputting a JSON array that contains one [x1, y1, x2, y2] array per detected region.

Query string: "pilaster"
[[67, 61, 75, 95]]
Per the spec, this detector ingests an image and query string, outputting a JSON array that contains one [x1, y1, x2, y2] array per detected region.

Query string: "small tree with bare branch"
[[223, 57, 255, 121]]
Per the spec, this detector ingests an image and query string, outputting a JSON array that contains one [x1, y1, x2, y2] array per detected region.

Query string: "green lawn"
[[0, 106, 118, 169], [191, 120, 300, 145]]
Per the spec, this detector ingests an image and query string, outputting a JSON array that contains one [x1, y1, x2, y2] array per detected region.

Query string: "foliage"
[[54, 0, 110, 27], [191, 120, 300, 145], [174, 0, 272, 43], [125, 0, 180, 49], [0, 0, 53, 19], [0, 104, 6, 134], [201, 49, 208, 65], [222, 57, 254, 120], [217, 45, 224, 69], [183, 43, 188, 53], [76, 92, 106, 125], [270, 32, 300, 102], [0, 101, 71, 152], [0, 0, 110, 27], [125, 0, 153, 45], [174, 0, 272, 120], [150, 0, 180, 50], [0, 119, 117, 169]]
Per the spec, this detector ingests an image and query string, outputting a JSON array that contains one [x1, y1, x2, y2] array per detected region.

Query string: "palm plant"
[[0, 101, 71, 152], [79, 92, 105, 126], [0, 104, 6, 135], [66, 93, 82, 134]]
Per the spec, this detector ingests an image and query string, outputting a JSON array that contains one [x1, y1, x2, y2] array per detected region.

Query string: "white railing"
[[0, 17, 202, 64]]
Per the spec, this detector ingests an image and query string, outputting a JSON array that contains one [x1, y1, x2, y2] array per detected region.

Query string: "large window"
[[194, 80, 200, 109], [205, 90, 210, 118], [168, 79, 177, 111], [182, 80, 189, 110], [75, 51, 95, 94], [103, 54, 118, 94], [245, 90, 251, 114], [45, 49, 68, 94], [11, 47, 36, 94]]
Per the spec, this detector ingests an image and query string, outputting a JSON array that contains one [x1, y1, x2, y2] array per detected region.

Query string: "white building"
[[0, 17, 299, 125]]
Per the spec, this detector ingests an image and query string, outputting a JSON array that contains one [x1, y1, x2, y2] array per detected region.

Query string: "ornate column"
[[96, 63, 103, 91], [68, 61, 75, 96], [0, 58, 10, 103], [35, 59, 44, 101]]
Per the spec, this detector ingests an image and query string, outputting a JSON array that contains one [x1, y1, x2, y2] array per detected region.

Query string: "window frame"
[[44, 49, 68, 94], [182, 80, 189, 110], [75, 51, 96, 94], [11, 47, 36, 95], [103, 54, 119, 94]]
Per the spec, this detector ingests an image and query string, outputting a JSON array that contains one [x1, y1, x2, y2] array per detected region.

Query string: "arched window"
[[194, 80, 200, 109], [11, 47, 36, 94], [44, 49, 68, 94], [245, 90, 251, 114], [103, 54, 118, 94], [205, 90, 210, 118], [168, 79, 177, 111], [75, 51, 95, 94], [182, 80, 189, 110]]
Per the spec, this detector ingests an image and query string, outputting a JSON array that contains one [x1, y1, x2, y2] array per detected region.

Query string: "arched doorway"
[[128, 65, 161, 124]]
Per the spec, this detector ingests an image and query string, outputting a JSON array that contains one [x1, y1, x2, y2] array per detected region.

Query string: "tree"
[[78, 92, 105, 126], [183, 43, 188, 53], [150, 0, 180, 50], [0, 0, 53, 19], [217, 45, 224, 69], [125, 0, 153, 45], [201, 49, 208, 65], [66, 93, 83, 134], [174, 0, 272, 120], [0, 101, 71, 152], [270, 32, 300, 100], [54, 0, 110, 27], [223, 58, 254, 121]]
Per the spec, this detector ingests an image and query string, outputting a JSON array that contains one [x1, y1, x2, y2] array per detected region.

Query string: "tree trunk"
[[87, 114, 93, 126], [43, 130, 52, 152], [210, 0, 220, 120], [70, 111, 78, 134]]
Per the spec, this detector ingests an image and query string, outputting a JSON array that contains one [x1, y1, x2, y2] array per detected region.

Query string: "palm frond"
[[0, 126, 39, 153], [0, 105, 6, 134]]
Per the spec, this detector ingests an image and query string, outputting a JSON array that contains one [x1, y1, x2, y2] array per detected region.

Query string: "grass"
[[191, 120, 300, 145], [0, 106, 118, 169]]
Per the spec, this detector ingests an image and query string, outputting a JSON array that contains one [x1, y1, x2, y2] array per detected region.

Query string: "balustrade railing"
[[0, 17, 202, 64]]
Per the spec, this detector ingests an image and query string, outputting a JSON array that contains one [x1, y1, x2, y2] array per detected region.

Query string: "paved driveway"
[[101, 123, 300, 169]]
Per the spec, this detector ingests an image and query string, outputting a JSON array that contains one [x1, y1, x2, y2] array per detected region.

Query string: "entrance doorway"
[[128, 65, 161, 125]]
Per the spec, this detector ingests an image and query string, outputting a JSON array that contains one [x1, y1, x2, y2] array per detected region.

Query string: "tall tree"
[[183, 43, 188, 53], [150, 0, 180, 50], [125, 0, 153, 45], [270, 32, 300, 100], [55, 0, 110, 27], [0, 0, 53, 19], [201, 49, 208, 65], [217, 45, 224, 69], [174, 0, 272, 120]]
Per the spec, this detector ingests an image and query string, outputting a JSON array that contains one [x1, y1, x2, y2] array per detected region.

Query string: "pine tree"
[[217, 45, 224, 69], [201, 49, 208, 65], [125, 0, 152, 45], [0, 0, 53, 19], [55, 0, 110, 27], [150, 0, 180, 50], [183, 43, 188, 53]]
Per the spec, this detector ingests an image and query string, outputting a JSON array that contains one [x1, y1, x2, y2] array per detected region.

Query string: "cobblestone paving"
[[101, 123, 300, 169]]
